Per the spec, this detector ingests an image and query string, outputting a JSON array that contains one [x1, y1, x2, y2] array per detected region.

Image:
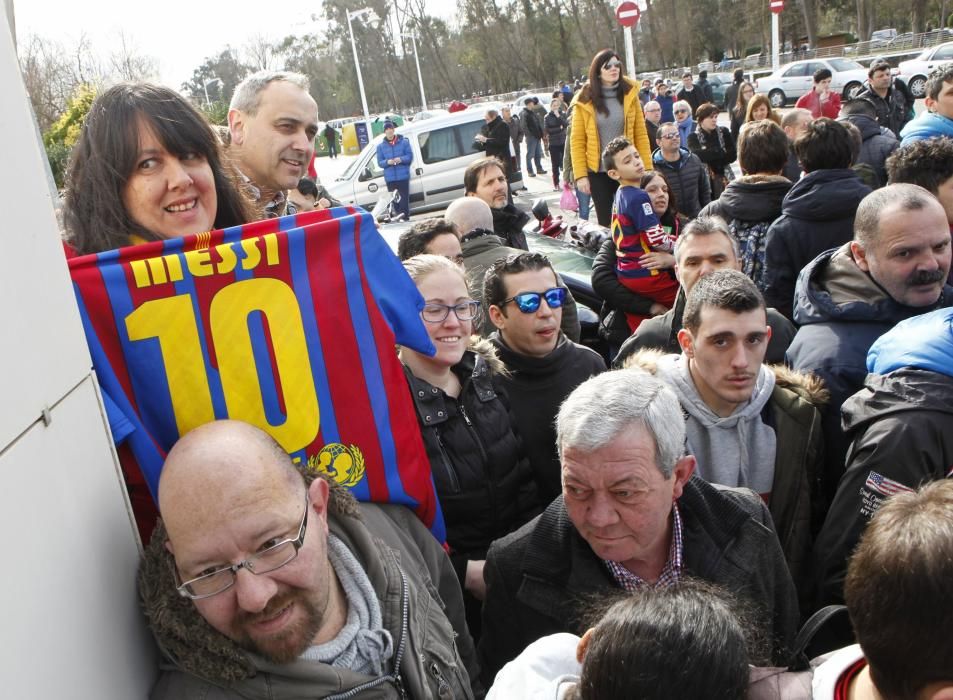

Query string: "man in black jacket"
[[652, 122, 711, 218], [839, 98, 899, 187], [856, 60, 914, 138], [478, 370, 799, 686], [463, 156, 529, 250], [520, 98, 546, 177], [484, 253, 605, 501], [723, 68, 745, 112], [474, 108, 511, 165]]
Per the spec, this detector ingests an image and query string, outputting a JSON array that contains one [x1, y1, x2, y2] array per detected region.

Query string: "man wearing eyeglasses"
[[139, 420, 481, 699], [643, 100, 662, 151], [484, 252, 606, 501], [651, 122, 711, 219]]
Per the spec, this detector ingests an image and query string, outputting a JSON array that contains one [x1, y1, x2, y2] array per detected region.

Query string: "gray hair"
[[557, 369, 686, 478], [644, 100, 661, 111], [230, 70, 311, 115], [445, 197, 493, 236], [673, 100, 691, 115], [854, 183, 939, 249], [674, 215, 739, 263]]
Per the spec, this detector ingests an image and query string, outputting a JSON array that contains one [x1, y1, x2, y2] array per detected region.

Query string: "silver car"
[[755, 58, 869, 108], [897, 41, 953, 97]]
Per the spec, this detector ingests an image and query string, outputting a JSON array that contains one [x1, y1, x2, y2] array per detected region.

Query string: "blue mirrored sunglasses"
[[502, 287, 567, 313]]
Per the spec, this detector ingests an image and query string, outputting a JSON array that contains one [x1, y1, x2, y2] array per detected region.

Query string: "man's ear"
[[308, 476, 331, 522], [227, 109, 245, 147], [925, 96, 937, 113], [671, 455, 696, 500], [164, 539, 175, 556], [487, 304, 506, 330], [676, 327, 694, 357], [606, 166, 619, 182], [850, 240, 871, 272], [928, 686, 953, 700], [576, 628, 595, 664]]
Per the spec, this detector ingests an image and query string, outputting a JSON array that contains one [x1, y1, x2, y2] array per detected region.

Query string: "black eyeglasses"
[[421, 300, 480, 323], [501, 287, 567, 313], [174, 495, 310, 600]]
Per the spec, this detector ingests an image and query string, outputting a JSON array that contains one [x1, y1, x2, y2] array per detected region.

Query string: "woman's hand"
[[575, 176, 591, 195], [465, 560, 487, 600], [641, 251, 675, 270]]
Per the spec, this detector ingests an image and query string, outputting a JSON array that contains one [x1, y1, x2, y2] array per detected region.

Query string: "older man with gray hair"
[[477, 369, 799, 686], [228, 71, 319, 217]]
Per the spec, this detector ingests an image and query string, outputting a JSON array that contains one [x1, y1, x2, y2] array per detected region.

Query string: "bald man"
[[445, 197, 580, 340], [140, 420, 480, 699]]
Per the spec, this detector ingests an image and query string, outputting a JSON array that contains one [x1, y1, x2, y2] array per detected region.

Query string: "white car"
[[897, 41, 953, 97], [511, 92, 556, 114], [754, 58, 869, 108], [411, 109, 449, 121]]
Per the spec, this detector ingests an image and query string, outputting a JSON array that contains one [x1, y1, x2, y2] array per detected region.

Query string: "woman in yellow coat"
[[570, 49, 652, 226]]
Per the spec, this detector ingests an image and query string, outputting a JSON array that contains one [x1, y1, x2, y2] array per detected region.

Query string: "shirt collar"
[[603, 502, 683, 591]]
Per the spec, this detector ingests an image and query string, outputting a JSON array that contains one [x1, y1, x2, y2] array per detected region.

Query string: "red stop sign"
[[616, 1, 641, 27], [770, 0, 784, 13]]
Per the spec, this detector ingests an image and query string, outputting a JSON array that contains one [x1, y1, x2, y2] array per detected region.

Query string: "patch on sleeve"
[[859, 471, 913, 520], [642, 202, 653, 216]]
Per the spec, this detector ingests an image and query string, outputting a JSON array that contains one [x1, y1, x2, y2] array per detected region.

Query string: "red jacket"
[[795, 89, 841, 119]]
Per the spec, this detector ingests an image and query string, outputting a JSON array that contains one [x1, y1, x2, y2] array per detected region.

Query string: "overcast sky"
[[13, 0, 457, 88]]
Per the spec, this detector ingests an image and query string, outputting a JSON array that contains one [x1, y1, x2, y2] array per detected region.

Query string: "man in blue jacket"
[[900, 63, 953, 145], [376, 120, 413, 220]]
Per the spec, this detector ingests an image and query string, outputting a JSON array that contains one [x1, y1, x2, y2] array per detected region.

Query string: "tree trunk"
[[795, 0, 817, 47]]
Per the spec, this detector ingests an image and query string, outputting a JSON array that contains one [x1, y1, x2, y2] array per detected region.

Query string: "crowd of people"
[[54, 46, 953, 699]]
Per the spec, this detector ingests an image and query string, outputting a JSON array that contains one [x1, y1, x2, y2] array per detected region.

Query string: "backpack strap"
[[788, 605, 850, 671]]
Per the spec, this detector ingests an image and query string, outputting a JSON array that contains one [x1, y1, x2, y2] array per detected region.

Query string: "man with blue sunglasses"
[[486, 252, 606, 501]]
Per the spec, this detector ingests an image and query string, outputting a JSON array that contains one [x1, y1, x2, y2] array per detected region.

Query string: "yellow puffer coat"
[[569, 76, 651, 181]]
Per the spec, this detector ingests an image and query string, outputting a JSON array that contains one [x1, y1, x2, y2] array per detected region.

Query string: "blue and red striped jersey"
[[68, 207, 445, 540]]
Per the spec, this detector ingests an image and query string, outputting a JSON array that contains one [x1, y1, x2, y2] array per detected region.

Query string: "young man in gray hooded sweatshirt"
[[623, 269, 826, 599]]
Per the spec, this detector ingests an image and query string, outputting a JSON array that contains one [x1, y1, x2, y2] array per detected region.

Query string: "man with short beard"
[[139, 420, 481, 699], [787, 184, 953, 504]]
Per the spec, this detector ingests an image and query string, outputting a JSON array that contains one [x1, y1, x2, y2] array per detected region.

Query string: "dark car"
[[707, 72, 734, 109]]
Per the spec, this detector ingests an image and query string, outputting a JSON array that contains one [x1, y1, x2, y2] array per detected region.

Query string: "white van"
[[325, 110, 523, 214]]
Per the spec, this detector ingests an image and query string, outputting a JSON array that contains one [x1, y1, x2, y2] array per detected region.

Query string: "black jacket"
[[786, 245, 953, 503], [813, 367, 953, 608], [840, 113, 898, 187], [591, 237, 662, 346], [544, 111, 567, 147], [478, 478, 800, 685], [403, 344, 541, 584], [762, 169, 872, 320], [645, 119, 659, 152], [856, 80, 913, 138], [699, 174, 793, 290], [676, 86, 703, 115], [520, 106, 543, 139], [651, 147, 712, 218], [688, 125, 736, 173], [490, 332, 606, 501], [613, 287, 796, 366], [477, 115, 511, 161], [490, 204, 529, 251]]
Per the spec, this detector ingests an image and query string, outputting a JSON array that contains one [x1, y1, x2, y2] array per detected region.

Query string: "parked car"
[[754, 57, 869, 107], [897, 41, 953, 97], [510, 92, 554, 113], [411, 109, 449, 121], [705, 72, 734, 108], [325, 110, 524, 215]]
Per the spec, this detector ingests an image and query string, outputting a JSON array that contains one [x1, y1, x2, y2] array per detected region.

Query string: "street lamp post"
[[400, 32, 427, 111], [346, 7, 380, 149], [203, 77, 222, 107]]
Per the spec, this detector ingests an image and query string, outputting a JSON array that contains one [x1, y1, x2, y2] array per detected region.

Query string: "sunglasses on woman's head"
[[501, 287, 567, 313]]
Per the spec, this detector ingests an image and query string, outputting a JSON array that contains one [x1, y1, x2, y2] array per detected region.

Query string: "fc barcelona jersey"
[[68, 207, 445, 539]]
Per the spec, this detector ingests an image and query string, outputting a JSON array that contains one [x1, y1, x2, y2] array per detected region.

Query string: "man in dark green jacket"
[[140, 420, 481, 699]]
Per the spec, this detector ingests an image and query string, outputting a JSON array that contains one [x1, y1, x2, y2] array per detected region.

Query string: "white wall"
[[0, 8, 157, 698]]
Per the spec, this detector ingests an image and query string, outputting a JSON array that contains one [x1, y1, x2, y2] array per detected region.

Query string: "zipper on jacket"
[[457, 404, 488, 465], [433, 428, 462, 493], [324, 569, 410, 700], [429, 662, 451, 697]]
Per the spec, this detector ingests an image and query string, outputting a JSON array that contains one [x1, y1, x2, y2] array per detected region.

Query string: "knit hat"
[[383, 120, 396, 130]]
